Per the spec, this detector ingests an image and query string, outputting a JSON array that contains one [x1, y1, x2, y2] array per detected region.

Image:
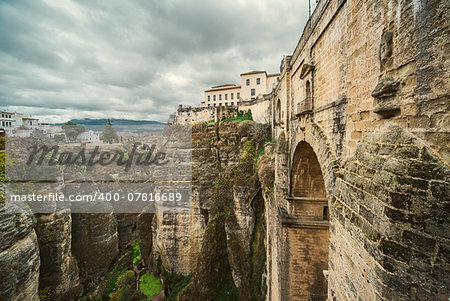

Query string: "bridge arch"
[[290, 122, 339, 200], [281, 124, 337, 300], [291, 141, 327, 200]]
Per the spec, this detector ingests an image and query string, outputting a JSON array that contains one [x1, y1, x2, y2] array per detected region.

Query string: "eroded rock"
[[0, 203, 40, 301]]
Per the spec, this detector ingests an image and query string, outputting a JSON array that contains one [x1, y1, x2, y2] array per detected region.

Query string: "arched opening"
[[276, 99, 282, 124], [281, 141, 329, 300], [305, 80, 312, 110], [291, 141, 326, 201]]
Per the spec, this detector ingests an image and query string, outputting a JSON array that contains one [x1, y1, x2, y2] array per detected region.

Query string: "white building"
[[0, 110, 16, 130], [13, 113, 39, 129], [201, 70, 280, 107], [77, 130, 99, 143], [0, 110, 66, 138], [0, 111, 40, 131]]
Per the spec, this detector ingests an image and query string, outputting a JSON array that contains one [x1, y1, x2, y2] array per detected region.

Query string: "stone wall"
[[266, 0, 449, 300], [238, 98, 272, 124], [281, 226, 328, 300], [329, 124, 449, 300], [176, 99, 272, 125], [176, 107, 216, 124]]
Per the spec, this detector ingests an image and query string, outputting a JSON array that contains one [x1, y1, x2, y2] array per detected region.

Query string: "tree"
[[53, 134, 65, 143], [62, 121, 85, 141], [101, 119, 119, 144]]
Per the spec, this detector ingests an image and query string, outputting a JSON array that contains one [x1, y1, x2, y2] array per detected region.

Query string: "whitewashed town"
[[0, 110, 99, 142]]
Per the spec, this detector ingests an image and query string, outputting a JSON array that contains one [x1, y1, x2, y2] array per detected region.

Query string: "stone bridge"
[[265, 0, 449, 300]]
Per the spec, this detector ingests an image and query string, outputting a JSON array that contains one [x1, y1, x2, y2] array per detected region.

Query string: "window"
[[305, 80, 312, 109], [246, 79, 250, 86], [277, 99, 281, 123], [208, 104, 210, 107], [225, 94, 228, 100], [213, 95, 216, 101], [219, 94, 222, 100], [237, 92, 240, 98], [214, 104, 216, 107], [231, 102, 234, 106], [225, 102, 228, 106], [251, 89, 255, 96], [208, 95, 210, 101], [231, 93, 234, 99], [323, 206, 329, 221], [256, 78, 260, 85]]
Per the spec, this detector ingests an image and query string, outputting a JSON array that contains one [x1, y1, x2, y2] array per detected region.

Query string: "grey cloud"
[[0, 0, 309, 123]]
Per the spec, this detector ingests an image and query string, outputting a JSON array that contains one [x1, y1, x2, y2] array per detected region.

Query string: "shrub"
[[53, 134, 65, 142], [110, 270, 136, 301], [140, 273, 162, 299]]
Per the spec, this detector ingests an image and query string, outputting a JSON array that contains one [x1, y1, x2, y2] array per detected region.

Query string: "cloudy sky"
[[0, 0, 310, 123]]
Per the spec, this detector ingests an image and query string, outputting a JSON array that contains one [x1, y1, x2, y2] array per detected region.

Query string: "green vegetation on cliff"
[[110, 270, 136, 301], [177, 121, 269, 300], [140, 273, 162, 299], [131, 240, 141, 266], [221, 109, 253, 122], [250, 192, 267, 300], [166, 273, 192, 301], [102, 242, 162, 301], [158, 256, 192, 301]]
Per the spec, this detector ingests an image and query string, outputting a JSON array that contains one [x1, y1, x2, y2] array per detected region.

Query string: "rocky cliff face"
[[159, 121, 273, 301], [0, 121, 272, 300], [71, 213, 119, 291], [35, 210, 82, 300], [0, 203, 40, 301]]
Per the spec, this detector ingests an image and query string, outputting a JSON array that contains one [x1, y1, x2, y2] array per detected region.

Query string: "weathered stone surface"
[[35, 210, 82, 300], [153, 211, 204, 275], [225, 186, 257, 299], [137, 211, 155, 272], [174, 0, 449, 299], [0, 203, 40, 301], [329, 124, 450, 300], [71, 213, 119, 290], [116, 213, 138, 250], [152, 121, 258, 278], [379, 31, 394, 68], [158, 121, 270, 301], [372, 76, 401, 116], [178, 211, 233, 301]]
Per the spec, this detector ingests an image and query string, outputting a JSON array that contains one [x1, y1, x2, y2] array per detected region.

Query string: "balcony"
[[309, 294, 327, 301], [296, 98, 313, 116], [282, 196, 329, 228]]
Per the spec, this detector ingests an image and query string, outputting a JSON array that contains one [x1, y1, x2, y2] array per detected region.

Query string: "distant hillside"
[[54, 118, 166, 134], [61, 118, 164, 125]]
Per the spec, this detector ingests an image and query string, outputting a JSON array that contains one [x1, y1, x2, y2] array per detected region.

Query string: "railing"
[[297, 98, 313, 115], [309, 294, 327, 301]]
